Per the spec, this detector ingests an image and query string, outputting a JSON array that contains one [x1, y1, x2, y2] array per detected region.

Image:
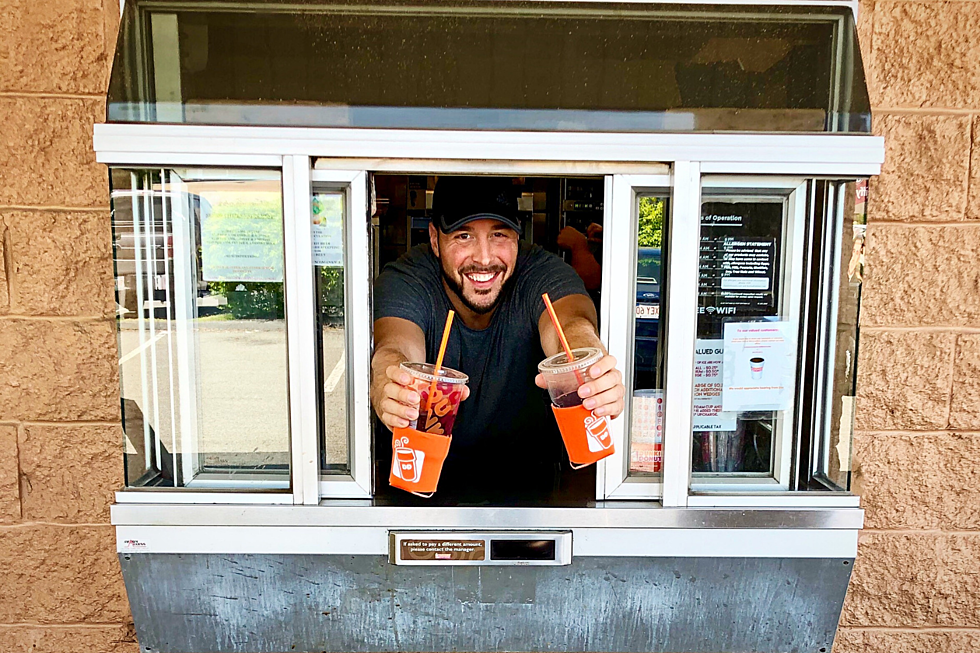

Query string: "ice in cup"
[[538, 347, 603, 407], [538, 347, 615, 467], [400, 362, 468, 436]]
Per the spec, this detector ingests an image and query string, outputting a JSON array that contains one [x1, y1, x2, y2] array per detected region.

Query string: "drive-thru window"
[[98, 1, 883, 651]]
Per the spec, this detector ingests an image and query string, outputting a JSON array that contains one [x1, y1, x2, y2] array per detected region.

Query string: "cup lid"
[[400, 361, 469, 384], [537, 346, 603, 375]]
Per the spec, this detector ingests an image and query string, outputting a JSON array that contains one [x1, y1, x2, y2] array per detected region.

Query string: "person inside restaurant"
[[371, 176, 625, 502]]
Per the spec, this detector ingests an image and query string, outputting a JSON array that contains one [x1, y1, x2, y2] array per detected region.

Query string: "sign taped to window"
[[312, 193, 344, 267], [201, 191, 284, 282], [722, 320, 796, 412], [693, 339, 737, 431]]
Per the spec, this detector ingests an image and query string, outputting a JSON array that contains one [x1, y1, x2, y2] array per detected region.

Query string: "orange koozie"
[[551, 404, 615, 468], [389, 427, 452, 497]]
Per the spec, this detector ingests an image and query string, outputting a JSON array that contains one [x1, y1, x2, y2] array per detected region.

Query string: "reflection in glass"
[[312, 191, 349, 473], [812, 180, 866, 491], [629, 196, 667, 476], [692, 193, 803, 487], [107, 2, 870, 133], [111, 168, 290, 489]]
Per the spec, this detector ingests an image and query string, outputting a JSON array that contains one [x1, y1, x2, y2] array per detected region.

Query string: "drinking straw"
[[426, 309, 455, 414], [542, 293, 584, 384]]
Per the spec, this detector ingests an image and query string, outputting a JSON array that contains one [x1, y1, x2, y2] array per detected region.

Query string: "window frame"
[[98, 124, 880, 513]]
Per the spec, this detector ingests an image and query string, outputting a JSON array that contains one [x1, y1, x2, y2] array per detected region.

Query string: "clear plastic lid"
[[537, 347, 603, 375], [400, 361, 469, 384]]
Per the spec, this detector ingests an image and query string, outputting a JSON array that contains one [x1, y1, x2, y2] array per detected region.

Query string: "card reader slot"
[[490, 539, 557, 561]]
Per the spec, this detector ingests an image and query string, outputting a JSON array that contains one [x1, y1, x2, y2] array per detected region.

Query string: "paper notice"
[[693, 339, 737, 431], [721, 320, 796, 412], [201, 191, 284, 282], [312, 193, 344, 267]]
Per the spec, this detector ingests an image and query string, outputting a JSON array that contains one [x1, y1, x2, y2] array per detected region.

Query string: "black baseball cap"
[[432, 176, 522, 234]]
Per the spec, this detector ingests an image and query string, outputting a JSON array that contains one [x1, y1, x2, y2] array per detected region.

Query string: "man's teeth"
[[467, 272, 496, 282]]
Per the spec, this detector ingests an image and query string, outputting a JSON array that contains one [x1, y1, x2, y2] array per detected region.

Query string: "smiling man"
[[371, 176, 624, 499]]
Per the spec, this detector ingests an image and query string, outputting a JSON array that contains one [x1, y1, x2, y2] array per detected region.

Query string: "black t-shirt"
[[374, 242, 589, 496]]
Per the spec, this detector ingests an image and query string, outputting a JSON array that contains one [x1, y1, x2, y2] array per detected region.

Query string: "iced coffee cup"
[[538, 346, 615, 468], [389, 362, 468, 497], [401, 362, 468, 436]]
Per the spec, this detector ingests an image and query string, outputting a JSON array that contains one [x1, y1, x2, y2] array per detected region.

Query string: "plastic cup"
[[400, 362, 468, 436], [537, 347, 603, 407], [538, 347, 615, 468]]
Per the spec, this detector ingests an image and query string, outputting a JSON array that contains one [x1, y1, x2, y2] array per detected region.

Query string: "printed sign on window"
[[693, 339, 737, 431], [721, 320, 796, 412], [201, 191, 284, 282], [312, 193, 344, 267]]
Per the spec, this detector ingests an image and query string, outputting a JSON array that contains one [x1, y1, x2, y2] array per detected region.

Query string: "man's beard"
[[440, 261, 511, 315]]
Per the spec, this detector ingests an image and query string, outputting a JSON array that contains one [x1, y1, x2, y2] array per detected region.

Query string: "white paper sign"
[[722, 320, 796, 412], [693, 339, 737, 431], [201, 191, 284, 283], [312, 193, 344, 267]]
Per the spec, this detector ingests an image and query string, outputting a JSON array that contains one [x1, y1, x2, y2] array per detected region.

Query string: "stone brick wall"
[[1, 1, 979, 653], [0, 0, 137, 651], [837, 1, 980, 651]]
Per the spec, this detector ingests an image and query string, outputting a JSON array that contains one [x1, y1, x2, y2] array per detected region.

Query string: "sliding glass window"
[[110, 168, 290, 490]]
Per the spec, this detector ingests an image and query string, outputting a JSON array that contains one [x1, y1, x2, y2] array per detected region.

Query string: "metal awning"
[[107, 0, 871, 133]]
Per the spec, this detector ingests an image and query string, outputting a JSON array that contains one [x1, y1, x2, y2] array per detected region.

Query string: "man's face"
[[430, 218, 520, 315]]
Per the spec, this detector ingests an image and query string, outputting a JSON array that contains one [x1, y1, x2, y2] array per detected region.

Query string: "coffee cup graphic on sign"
[[750, 356, 765, 380]]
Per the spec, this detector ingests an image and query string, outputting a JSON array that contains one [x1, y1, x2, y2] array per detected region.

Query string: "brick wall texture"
[[1, 0, 979, 652], [840, 1, 980, 651], [0, 0, 138, 651]]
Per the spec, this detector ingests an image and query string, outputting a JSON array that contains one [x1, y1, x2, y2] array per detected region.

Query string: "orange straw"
[[542, 293, 584, 384], [426, 309, 455, 414]]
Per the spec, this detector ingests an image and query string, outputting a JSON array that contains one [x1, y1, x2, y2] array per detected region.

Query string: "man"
[[371, 176, 624, 499]]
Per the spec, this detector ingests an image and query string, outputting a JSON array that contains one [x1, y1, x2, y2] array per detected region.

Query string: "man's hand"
[[377, 363, 471, 431], [535, 353, 624, 419], [556, 226, 588, 252]]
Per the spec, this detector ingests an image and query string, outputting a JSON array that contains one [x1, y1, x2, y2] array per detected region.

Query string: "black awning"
[[107, 0, 871, 133]]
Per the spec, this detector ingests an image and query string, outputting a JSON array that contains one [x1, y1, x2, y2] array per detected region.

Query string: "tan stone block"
[[840, 531, 940, 627], [0, 319, 118, 421], [0, 525, 130, 623], [869, 114, 970, 222], [854, 330, 954, 430], [19, 424, 122, 522], [0, 0, 111, 94], [0, 97, 108, 208], [0, 425, 19, 523], [861, 225, 980, 327], [934, 534, 980, 627], [2, 211, 114, 317], [834, 629, 980, 653], [950, 334, 980, 430], [941, 432, 980, 530], [851, 431, 942, 529], [0, 625, 138, 653], [872, 2, 980, 109]]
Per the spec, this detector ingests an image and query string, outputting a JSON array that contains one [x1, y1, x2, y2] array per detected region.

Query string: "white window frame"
[[99, 124, 880, 512]]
